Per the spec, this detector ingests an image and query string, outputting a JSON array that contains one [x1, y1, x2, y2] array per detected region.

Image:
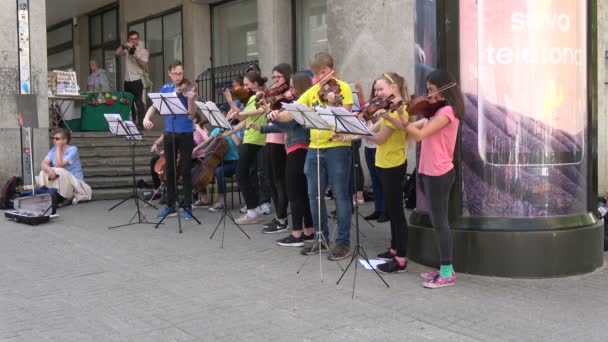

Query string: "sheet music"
[[104, 114, 142, 141], [282, 103, 332, 130], [327, 106, 372, 136], [199, 101, 232, 130], [148, 92, 189, 115]]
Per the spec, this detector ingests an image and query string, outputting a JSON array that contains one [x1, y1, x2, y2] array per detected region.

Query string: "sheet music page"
[[163, 92, 188, 115], [195, 101, 211, 122], [327, 106, 372, 136], [314, 106, 337, 129], [123, 121, 143, 141], [205, 101, 232, 129], [104, 113, 123, 136], [281, 102, 306, 125]]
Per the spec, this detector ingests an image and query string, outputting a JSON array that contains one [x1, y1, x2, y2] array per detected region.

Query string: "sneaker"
[[259, 203, 272, 215], [423, 275, 456, 289], [328, 243, 352, 261], [183, 208, 193, 221], [240, 205, 247, 213], [300, 240, 329, 255], [302, 233, 315, 242], [156, 207, 177, 219], [377, 249, 395, 261], [377, 214, 389, 223], [208, 202, 225, 212], [420, 269, 456, 280], [276, 234, 304, 247], [377, 258, 408, 274], [364, 211, 381, 220], [235, 214, 261, 225], [262, 218, 288, 234], [192, 200, 211, 208]]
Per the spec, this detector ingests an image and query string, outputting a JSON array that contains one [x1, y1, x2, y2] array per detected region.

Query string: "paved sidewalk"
[[1, 200, 607, 342]]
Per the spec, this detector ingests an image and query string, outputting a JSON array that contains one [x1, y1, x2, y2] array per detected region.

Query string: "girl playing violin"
[[394, 69, 464, 288], [250, 72, 315, 247], [223, 70, 268, 224], [361, 72, 410, 274]]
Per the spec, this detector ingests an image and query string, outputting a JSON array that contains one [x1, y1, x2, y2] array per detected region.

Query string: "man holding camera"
[[115, 30, 149, 128]]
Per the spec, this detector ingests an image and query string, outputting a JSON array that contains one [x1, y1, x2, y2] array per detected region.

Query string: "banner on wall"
[[460, 0, 588, 217]]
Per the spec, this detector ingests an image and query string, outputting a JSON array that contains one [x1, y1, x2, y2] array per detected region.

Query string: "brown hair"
[[378, 72, 408, 100], [52, 128, 71, 144], [244, 70, 268, 88], [309, 51, 334, 72], [291, 72, 313, 97]]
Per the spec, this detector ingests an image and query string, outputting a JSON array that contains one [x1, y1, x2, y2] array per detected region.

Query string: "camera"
[[123, 43, 136, 55]]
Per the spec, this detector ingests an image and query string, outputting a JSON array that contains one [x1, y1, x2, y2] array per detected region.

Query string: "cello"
[[191, 136, 229, 190]]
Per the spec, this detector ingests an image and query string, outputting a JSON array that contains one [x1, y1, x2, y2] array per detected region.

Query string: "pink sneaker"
[[423, 275, 455, 289], [420, 269, 455, 280]]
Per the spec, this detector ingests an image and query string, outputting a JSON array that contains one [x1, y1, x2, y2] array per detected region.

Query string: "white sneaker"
[[259, 202, 272, 215], [240, 205, 247, 213], [235, 214, 261, 225]]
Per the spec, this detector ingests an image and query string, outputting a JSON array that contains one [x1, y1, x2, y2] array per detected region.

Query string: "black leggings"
[[236, 143, 263, 210], [286, 149, 313, 231], [380, 162, 408, 257], [267, 143, 288, 219], [420, 169, 455, 265], [164, 132, 193, 208]]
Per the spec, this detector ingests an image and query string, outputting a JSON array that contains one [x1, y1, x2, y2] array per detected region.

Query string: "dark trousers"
[[267, 143, 288, 219], [364, 147, 384, 212], [286, 149, 313, 231], [164, 132, 194, 208], [380, 162, 408, 257], [419, 168, 455, 265], [150, 155, 161, 189], [236, 143, 263, 210], [257, 145, 271, 204], [350, 140, 364, 194], [124, 79, 145, 125]]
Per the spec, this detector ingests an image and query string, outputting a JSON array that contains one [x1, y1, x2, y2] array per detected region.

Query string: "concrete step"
[[81, 156, 152, 167], [91, 188, 138, 201], [87, 176, 153, 189], [70, 131, 163, 139], [72, 138, 157, 148], [78, 145, 152, 158], [83, 165, 150, 177]]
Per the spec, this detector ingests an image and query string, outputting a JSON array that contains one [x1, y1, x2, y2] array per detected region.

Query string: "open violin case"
[[5, 193, 55, 225]]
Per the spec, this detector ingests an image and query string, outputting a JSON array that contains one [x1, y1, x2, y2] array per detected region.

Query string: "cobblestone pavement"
[[1, 200, 607, 342]]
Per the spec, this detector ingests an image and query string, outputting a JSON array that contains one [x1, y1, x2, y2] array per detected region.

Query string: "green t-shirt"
[[242, 95, 267, 146]]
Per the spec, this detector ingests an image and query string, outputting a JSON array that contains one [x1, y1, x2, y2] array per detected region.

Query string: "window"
[[47, 21, 74, 71], [129, 9, 183, 89], [212, 0, 258, 66], [89, 7, 120, 90], [294, 0, 327, 71]]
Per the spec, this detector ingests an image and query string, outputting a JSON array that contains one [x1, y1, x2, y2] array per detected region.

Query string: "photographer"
[[115, 30, 149, 128]]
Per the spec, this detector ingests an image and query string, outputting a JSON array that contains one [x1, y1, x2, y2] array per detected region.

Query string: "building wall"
[[257, 0, 293, 76], [0, 0, 49, 184], [599, 0, 608, 195]]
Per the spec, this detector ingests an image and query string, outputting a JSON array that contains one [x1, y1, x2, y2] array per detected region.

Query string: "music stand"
[[196, 100, 250, 246], [148, 92, 201, 233], [317, 106, 390, 296], [280, 102, 344, 281], [105, 114, 158, 229]]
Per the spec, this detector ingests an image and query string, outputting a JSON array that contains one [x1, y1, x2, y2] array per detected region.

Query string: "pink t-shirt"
[[265, 126, 286, 145], [418, 106, 459, 176]]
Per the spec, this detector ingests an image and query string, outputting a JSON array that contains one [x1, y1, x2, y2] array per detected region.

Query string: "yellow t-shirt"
[[242, 95, 267, 146], [296, 79, 354, 149], [375, 109, 408, 168]]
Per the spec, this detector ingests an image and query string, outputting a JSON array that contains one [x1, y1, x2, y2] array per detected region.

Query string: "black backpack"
[[0, 176, 23, 210]]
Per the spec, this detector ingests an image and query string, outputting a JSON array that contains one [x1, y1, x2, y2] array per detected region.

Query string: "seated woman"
[[208, 119, 243, 212], [37, 128, 92, 206]]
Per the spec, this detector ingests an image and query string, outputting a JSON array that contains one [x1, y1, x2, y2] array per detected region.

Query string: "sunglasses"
[[52, 137, 65, 141]]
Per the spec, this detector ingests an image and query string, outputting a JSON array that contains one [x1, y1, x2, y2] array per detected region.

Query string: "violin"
[[317, 78, 343, 105], [406, 82, 456, 118], [360, 94, 404, 121], [175, 79, 197, 96], [255, 83, 290, 110]]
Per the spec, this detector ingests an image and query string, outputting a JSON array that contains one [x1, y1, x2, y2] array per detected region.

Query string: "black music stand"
[[105, 114, 158, 229], [148, 92, 201, 233], [282, 102, 344, 281], [319, 105, 390, 297], [196, 100, 250, 246]]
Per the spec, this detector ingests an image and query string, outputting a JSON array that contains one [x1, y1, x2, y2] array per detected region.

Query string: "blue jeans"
[[216, 160, 237, 195], [305, 147, 352, 246], [364, 147, 384, 212]]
